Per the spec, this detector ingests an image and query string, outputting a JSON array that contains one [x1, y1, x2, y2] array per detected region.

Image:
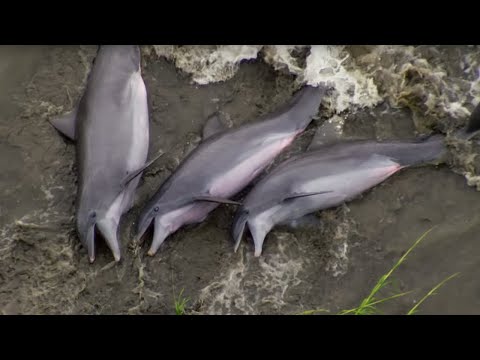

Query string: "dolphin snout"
[[147, 217, 172, 256], [232, 209, 249, 252], [96, 218, 121, 262]]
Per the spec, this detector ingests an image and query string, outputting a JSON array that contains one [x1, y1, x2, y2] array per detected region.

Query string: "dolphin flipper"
[[121, 150, 164, 188], [283, 191, 333, 202], [49, 107, 78, 141], [193, 195, 242, 205]]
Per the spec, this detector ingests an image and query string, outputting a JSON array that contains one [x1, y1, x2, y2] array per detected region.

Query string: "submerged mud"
[[1, 45, 480, 314]]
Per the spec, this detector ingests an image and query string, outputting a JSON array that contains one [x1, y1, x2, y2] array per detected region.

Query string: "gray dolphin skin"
[[49, 45, 153, 263], [135, 85, 326, 256], [232, 105, 480, 257]]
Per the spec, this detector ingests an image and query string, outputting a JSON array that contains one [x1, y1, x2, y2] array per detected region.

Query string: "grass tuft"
[[342, 227, 435, 315], [174, 288, 189, 315], [298, 227, 459, 315]]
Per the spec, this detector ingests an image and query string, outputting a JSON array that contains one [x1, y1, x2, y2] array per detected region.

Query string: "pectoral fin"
[[121, 150, 164, 188], [193, 195, 242, 206], [283, 191, 333, 202]]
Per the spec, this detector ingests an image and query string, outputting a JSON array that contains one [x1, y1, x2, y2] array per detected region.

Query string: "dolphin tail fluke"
[[96, 218, 121, 262]]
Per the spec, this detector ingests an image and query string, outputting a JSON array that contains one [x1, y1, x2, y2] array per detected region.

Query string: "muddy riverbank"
[[1, 45, 480, 314]]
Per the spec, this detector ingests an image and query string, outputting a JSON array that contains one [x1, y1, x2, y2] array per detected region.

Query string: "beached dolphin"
[[135, 85, 326, 256], [232, 104, 480, 257], [50, 45, 159, 263]]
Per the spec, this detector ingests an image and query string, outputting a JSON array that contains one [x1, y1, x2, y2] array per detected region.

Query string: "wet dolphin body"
[[232, 105, 480, 257], [50, 45, 158, 263], [135, 85, 326, 256]]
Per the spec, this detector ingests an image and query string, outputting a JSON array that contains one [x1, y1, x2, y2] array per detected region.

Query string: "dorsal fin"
[[202, 111, 231, 140], [49, 107, 78, 141], [308, 115, 345, 150]]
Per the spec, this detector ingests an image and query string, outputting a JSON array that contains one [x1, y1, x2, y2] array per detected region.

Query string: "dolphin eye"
[[91, 211, 97, 218], [154, 206, 159, 212]]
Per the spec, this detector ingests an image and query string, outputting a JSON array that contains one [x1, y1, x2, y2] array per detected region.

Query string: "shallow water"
[[1, 45, 480, 314]]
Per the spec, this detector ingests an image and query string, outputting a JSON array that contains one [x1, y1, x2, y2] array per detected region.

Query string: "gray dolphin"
[[50, 45, 159, 263], [135, 85, 326, 256], [232, 104, 480, 257]]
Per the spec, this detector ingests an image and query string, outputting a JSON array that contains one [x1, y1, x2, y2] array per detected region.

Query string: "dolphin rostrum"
[[135, 85, 326, 256], [50, 45, 160, 263], [232, 104, 480, 257]]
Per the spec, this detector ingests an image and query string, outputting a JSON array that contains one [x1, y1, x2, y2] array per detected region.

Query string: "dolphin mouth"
[[134, 217, 154, 246], [81, 217, 121, 263], [84, 224, 96, 263], [135, 215, 172, 257], [147, 217, 171, 256]]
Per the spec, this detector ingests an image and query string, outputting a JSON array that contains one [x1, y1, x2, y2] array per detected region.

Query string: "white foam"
[[152, 45, 383, 113], [199, 233, 306, 314], [153, 45, 262, 85], [152, 45, 480, 121], [262, 45, 307, 75], [301, 46, 382, 112], [324, 211, 354, 277]]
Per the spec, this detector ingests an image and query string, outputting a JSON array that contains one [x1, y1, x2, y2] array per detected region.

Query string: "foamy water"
[[152, 45, 480, 118], [199, 233, 307, 314]]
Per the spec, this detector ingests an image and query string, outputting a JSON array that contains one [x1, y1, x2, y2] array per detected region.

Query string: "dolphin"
[[135, 85, 326, 256], [49, 45, 160, 263], [232, 104, 480, 257]]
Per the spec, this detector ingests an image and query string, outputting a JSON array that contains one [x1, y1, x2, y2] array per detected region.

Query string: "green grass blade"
[[297, 309, 330, 315], [367, 290, 413, 307], [353, 227, 435, 315], [293, 227, 455, 316], [339, 290, 414, 315], [407, 272, 460, 315]]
